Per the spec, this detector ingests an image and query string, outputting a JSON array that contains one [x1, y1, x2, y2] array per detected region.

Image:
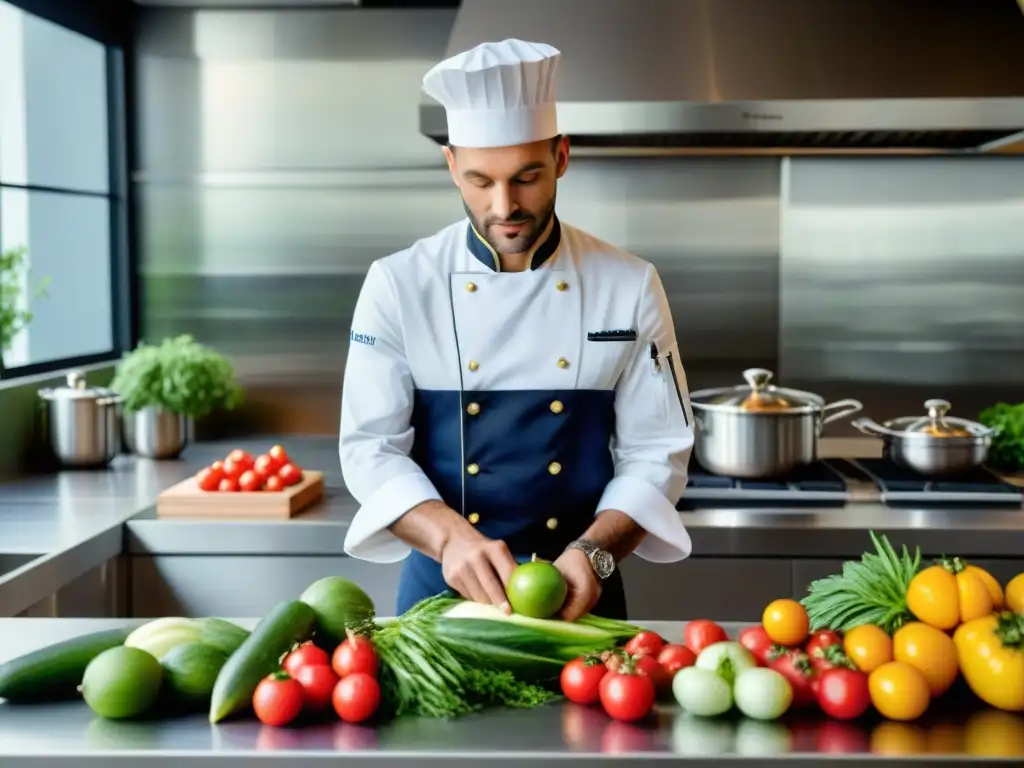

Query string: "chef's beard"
[[464, 194, 556, 256]]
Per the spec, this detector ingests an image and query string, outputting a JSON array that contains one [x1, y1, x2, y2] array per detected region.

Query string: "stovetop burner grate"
[[852, 459, 1022, 505], [680, 460, 850, 507]]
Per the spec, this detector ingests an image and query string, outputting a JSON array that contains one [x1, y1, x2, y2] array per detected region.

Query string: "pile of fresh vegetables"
[[2, 531, 1024, 733]]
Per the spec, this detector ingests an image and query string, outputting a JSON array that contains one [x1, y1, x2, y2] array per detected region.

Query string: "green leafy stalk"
[[979, 402, 1024, 472], [800, 531, 921, 635], [110, 334, 244, 418]]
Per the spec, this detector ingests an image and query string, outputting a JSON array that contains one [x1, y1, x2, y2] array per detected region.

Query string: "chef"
[[340, 39, 695, 622]]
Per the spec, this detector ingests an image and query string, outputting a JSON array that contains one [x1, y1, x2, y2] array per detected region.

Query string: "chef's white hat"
[[422, 38, 561, 149]]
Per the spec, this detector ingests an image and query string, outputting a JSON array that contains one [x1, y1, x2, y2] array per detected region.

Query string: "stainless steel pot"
[[123, 406, 192, 459], [37, 371, 123, 468], [689, 368, 863, 478], [852, 399, 993, 475]]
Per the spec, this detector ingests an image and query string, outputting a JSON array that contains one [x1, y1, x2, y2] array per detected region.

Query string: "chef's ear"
[[443, 144, 459, 186], [555, 135, 570, 178]]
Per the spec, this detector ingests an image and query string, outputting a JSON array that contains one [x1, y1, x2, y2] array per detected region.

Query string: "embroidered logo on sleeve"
[[350, 330, 377, 347]]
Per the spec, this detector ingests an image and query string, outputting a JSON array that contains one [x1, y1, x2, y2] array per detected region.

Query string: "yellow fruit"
[[906, 558, 994, 630], [843, 624, 893, 674], [965, 565, 1003, 610], [1006, 573, 1024, 614], [954, 612, 1024, 712], [762, 598, 809, 646], [869, 661, 931, 721], [892, 622, 959, 697], [964, 709, 1024, 757]]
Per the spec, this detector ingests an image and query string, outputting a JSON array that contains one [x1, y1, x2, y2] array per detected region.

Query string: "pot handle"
[[851, 417, 901, 438], [820, 399, 863, 426]]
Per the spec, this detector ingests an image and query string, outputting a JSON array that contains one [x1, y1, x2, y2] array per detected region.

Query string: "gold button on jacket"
[[466, 402, 481, 416], [465, 282, 477, 292], [555, 280, 568, 292], [468, 512, 480, 524], [467, 360, 479, 372], [556, 357, 569, 369], [467, 463, 479, 475], [546, 517, 559, 530], [549, 400, 564, 414], [548, 461, 562, 475]]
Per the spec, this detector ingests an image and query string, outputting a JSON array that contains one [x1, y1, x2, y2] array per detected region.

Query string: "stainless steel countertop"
[[3, 436, 1024, 618], [1, 618, 1021, 766]]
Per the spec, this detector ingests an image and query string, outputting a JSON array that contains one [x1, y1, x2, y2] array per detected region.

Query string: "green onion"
[[369, 595, 645, 719]]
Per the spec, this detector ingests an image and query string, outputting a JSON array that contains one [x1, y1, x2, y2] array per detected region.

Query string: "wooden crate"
[[156, 470, 325, 519]]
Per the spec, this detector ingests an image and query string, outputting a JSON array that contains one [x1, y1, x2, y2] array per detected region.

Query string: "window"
[[0, 0, 128, 378]]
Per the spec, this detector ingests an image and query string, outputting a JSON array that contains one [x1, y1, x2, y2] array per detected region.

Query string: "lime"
[[506, 554, 568, 618], [82, 646, 163, 719]]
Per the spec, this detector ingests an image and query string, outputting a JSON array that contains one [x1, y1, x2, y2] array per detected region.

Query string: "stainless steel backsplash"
[[134, 7, 1024, 436]]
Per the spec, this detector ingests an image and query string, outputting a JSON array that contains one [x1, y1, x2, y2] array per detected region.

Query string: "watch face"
[[593, 550, 615, 578]]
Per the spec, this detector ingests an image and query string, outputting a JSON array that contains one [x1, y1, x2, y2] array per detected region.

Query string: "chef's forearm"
[[581, 509, 649, 563], [388, 500, 474, 562]]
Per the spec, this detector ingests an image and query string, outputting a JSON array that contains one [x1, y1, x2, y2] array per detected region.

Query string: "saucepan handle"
[[851, 417, 901, 438], [820, 399, 863, 426]]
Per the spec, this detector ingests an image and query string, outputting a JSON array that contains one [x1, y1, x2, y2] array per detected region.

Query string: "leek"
[[369, 595, 646, 719]]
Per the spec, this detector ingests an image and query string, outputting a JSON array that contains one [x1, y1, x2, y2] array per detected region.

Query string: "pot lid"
[[38, 371, 117, 401], [885, 399, 985, 438], [695, 368, 820, 412]]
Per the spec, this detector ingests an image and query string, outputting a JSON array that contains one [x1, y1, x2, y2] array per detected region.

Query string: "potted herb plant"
[[0, 245, 48, 374], [111, 334, 244, 459]]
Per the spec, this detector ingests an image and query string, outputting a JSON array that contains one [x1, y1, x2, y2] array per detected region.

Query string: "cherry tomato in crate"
[[265, 475, 285, 492], [278, 463, 303, 487]]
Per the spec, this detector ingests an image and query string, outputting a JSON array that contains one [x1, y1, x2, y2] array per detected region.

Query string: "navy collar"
[[466, 215, 562, 272]]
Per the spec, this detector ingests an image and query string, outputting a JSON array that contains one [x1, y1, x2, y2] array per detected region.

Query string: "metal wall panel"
[[779, 156, 1024, 422]]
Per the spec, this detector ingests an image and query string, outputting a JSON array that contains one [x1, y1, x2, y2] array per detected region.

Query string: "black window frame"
[[0, 0, 137, 380]]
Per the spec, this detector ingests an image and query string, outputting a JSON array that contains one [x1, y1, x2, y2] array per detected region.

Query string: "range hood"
[[419, 0, 1024, 155]]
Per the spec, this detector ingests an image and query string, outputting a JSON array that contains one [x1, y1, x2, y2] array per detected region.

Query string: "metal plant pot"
[[123, 406, 193, 459]]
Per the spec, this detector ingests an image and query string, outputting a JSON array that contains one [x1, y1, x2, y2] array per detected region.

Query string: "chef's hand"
[[554, 547, 602, 622], [440, 528, 518, 613]]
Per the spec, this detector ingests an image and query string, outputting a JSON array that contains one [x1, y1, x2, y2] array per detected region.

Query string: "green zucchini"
[[208, 600, 316, 723], [0, 628, 131, 703]]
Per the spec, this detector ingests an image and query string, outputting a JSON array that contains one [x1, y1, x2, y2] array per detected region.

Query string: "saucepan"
[[852, 399, 994, 475], [688, 368, 863, 478]]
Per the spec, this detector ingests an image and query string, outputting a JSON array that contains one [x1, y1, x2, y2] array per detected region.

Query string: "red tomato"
[[816, 668, 870, 720], [560, 656, 608, 705], [253, 674, 304, 727], [227, 449, 254, 469], [769, 649, 818, 708], [196, 465, 222, 491], [633, 654, 671, 696], [218, 477, 239, 492], [221, 457, 247, 481], [265, 475, 285, 492], [238, 469, 264, 492], [254, 453, 277, 477], [598, 670, 655, 723], [656, 643, 696, 675], [278, 463, 303, 487], [684, 620, 728, 654], [268, 444, 291, 470], [624, 631, 665, 657], [332, 635, 378, 679], [295, 664, 339, 713], [332, 673, 380, 723], [738, 625, 775, 666], [805, 629, 842, 658], [283, 643, 331, 678]]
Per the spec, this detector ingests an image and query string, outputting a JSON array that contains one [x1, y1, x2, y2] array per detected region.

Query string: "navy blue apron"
[[394, 223, 627, 620]]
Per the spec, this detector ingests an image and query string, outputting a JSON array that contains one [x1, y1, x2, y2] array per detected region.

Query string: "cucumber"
[[208, 600, 316, 723], [161, 643, 227, 710], [125, 616, 249, 660], [0, 628, 131, 703]]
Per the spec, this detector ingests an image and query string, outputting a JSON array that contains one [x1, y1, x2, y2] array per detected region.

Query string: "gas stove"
[[679, 460, 850, 507], [849, 458, 1023, 505]]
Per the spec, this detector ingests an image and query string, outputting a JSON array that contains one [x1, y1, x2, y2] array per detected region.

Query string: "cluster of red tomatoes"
[[252, 634, 382, 727], [195, 445, 304, 493], [559, 630, 697, 723], [739, 600, 871, 721]]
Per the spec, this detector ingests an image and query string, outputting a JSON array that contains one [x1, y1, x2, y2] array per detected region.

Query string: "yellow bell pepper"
[[953, 612, 1024, 712], [907, 557, 994, 631]]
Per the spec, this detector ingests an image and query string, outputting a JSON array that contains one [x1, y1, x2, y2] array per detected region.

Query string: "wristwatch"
[[566, 539, 616, 580]]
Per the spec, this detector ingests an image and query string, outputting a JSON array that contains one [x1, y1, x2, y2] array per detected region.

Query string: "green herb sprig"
[[0, 245, 50, 357], [111, 334, 244, 419], [979, 402, 1024, 472]]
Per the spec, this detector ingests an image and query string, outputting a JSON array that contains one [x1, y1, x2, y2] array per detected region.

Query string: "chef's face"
[[444, 136, 569, 256]]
